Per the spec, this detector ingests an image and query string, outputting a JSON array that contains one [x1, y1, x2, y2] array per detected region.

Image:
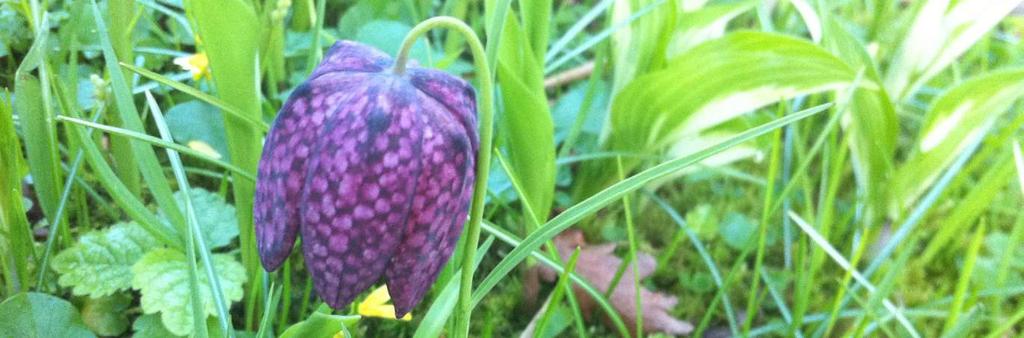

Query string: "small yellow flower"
[[174, 52, 211, 81], [357, 285, 412, 321]]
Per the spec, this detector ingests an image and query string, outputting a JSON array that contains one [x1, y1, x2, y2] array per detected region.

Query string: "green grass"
[[2, 0, 1024, 337]]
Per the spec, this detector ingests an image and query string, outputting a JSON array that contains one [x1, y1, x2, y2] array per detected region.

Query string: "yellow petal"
[[357, 285, 412, 321], [187, 140, 222, 159], [173, 52, 211, 81]]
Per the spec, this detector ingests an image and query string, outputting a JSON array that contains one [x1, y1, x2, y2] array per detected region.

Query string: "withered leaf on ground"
[[534, 229, 694, 336]]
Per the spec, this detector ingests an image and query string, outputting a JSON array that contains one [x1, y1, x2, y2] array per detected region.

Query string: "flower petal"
[[385, 87, 476, 317], [408, 68, 479, 151], [301, 79, 425, 309], [254, 73, 375, 271], [310, 40, 393, 79]]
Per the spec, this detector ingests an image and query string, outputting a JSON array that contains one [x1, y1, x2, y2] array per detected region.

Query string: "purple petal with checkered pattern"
[[254, 40, 478, 313]]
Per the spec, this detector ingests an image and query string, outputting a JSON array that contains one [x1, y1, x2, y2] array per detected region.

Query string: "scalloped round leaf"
[[51, 222, 158, 298], [131, 249, 246, 336], [0, 292, 95, 338], [157, 188, 238, 249], [131, 314, 232, 338], [80, 294, 131, 336]]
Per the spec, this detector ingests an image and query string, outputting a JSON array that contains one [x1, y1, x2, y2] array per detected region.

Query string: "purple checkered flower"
[[254, 40, 478, 316]]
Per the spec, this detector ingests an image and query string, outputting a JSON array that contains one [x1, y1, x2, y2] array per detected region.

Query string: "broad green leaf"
[[81, 294, 131, 336], [892, 68, 1024, 214], [132, 249, 246, 336], [822, 18, 898, 223], [579, 32, 856, 197], [788, 0, 821, 42], [552, 80, 610, 143], [189, 0, 263, 279], [885, 0, 1021, 99], [0, 292, 95, 338], [165, 101, 230, 161], [132, 314, 179, 338], [521, 0, 552, 63], [497, 10, 556, 224], [1, 84, 34, 293], [279, 307, 360, 338], [51, 222, 159, 298], [157, 188, 239, 250], [665, 0, 756, 57], [131, 314, 231, 338], [15, 21, 63, 227], [611, 0, 676, 94]]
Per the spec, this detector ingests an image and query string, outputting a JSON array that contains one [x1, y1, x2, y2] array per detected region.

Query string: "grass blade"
[[149, 91, 235, 337], [472, 102, 831, 314], [788, 212, 920, 338], [120, 63, 269, 132], [55, 116, 256, 182]]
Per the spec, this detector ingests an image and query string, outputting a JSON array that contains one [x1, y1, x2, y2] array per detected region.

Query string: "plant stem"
[[393, 16, 494, 338]]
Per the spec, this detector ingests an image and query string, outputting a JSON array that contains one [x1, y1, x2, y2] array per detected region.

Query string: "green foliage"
[[892, 68, 1024, 215], [132, 248, 246, 336], [50, 187, 243, 336], [885, 0, 1022, 100], [132, 314, 180, 338], [80, 294, 131, 336], [165, 101, 231, 161], [51, 222, 159, 298], [497, 8, 557, 224], [1, 86, 34, 295], [666, 0, 755, 56], [159, 188, 239, 250], [279, 307, 360, 338], [15, 21, 63, 227], [822, 17, 898, 223], [578, 31, 856, 197], [189, 0, 264, 294], [132, 314, 232, 338], [9, 0, 1024, 336], [0, 292, 94, 338]]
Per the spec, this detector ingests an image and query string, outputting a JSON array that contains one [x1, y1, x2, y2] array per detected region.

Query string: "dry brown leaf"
[[535, 229, 694, 337]]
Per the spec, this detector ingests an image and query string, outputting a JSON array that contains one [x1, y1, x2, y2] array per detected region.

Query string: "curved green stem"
[[393, 17, 494, 338]]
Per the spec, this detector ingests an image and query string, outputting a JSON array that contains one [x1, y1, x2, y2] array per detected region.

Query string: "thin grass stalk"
[[941, 220, 985, 335], [0, 92, 34, 296], [533, 247, 581, 337], [35, 105, 105, 289], [149, 91, 235, 336], [150, 95, 211, 338], [744, 105, 786, 335], [789, 212, 920, 338], [615, 157, 644, 336], [89, 0, 187, 232], [107, 0, 142, 198], [54, 116, 255, 181], [826, 129, 989, 322]]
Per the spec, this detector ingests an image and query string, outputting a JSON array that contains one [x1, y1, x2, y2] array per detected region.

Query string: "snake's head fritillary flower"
[[254, 40, 478, 317]]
